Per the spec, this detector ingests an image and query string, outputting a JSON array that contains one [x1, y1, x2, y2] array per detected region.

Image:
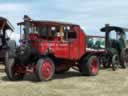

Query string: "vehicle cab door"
[[54, 26, 70, 59], [54, 25, 79, 59], [68, 26, 79, 60]]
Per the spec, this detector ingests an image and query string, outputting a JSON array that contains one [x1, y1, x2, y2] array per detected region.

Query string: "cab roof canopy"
[[17, 20, 78, 27], [101, 24, 128, 33], [0, 17, 14, 32]]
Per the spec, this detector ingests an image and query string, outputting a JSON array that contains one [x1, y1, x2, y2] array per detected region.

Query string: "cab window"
[[64, 26, 76, 40], [110, 31, 117, 40], [36, 26, 48, 38]]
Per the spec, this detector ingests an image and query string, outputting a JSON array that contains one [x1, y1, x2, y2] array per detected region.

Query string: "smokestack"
[[23, 15, 31, 40], [23, 15, 31, 21], [105, 24, 110, 49]]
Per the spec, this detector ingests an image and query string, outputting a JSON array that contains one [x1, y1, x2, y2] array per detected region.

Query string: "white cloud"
[[0, 3, 29, 12], [47, 0, 128, 35], [0, 3, 31, 44], [1, 0, 128, 40]]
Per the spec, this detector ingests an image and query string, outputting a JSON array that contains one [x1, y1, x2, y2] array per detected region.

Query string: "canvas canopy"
[[0, 17, 14, 32]]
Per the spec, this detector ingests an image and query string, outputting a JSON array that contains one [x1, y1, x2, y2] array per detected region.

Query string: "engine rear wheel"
[[36, 57, 55, 81], [80, 55, 99, 76]]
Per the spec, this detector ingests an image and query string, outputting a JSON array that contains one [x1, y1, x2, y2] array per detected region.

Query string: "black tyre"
[[112, 54, 120, 71], [36, 57, 55, 81], [120, 48, 128, 68], [5, 58, 25, 81], [80, 55, 99, 76]]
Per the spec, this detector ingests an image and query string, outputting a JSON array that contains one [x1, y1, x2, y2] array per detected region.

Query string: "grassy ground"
[[0, 66, 128, 96]]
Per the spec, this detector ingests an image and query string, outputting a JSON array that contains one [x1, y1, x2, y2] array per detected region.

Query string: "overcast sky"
[[0, 0, 128, 42]]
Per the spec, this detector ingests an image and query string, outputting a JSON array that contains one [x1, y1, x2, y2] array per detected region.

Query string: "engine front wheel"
[[120, 48, 128, 68], [112, 54, 120, 71], [36, 57, 55, 81], [5, 58, 25, 81]]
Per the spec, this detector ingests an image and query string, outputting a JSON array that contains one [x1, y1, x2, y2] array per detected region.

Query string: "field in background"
[[0, 64, 128, 96]]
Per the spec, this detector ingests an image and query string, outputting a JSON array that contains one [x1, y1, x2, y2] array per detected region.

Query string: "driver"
[[118, 32, 126, 48]]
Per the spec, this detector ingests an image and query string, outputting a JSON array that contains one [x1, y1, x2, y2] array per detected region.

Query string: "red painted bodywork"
[[19, 20, 105, 61], [28, 26, 86, 60]]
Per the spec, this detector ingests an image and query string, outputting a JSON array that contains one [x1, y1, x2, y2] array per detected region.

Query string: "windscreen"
[[36, 27, 48, 38], [31, 26, 59, 38]]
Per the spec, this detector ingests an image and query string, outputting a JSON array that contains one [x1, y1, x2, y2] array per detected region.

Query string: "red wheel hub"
[[90, 59, 98, 74], [41, 60, 53, 79]]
